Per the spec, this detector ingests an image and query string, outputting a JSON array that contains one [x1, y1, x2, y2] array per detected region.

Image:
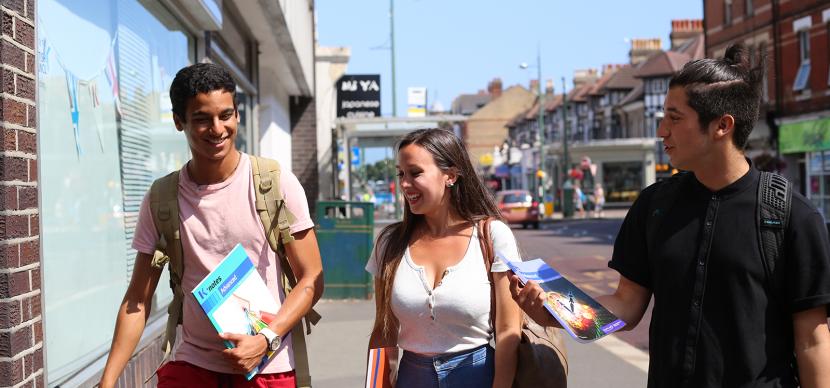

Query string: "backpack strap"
[[645, 172, 689, 257], [148, 171, 184, 364], [250, 155, 321, 388], [756, 171, 792, 297]]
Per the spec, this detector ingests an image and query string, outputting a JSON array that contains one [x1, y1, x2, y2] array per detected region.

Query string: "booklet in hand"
[[192, 243, 280, 379], [505, 257, 625, 343]]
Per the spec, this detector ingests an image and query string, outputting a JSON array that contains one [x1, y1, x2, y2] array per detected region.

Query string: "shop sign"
[[779, 117, 830, 154], [337, 74, 381, 118]]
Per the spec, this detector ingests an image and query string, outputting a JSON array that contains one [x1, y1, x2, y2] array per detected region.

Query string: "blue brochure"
[[506, 257, 625, 343], [192, 243, 280, 379]]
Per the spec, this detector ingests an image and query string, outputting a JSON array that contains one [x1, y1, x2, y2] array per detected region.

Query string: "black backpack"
[[645, 170, 792, 295]]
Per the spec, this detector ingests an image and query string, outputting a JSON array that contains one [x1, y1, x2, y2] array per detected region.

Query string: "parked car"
[[496, 190, 540, 229]]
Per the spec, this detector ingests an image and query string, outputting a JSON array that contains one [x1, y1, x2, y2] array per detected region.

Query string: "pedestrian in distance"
[[367, 128, 523, 388], [99, 63, 324, 388], [510, 44, 830, 388], [592, 183, 605, 218], [573, 183, 586, 219]]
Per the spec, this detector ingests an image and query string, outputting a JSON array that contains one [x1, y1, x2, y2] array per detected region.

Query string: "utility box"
[[316, 201, 374, 299], [562, 180, 575, 218]]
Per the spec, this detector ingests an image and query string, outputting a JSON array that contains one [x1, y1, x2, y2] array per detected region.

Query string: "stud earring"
[[447, 182, 454, 188]]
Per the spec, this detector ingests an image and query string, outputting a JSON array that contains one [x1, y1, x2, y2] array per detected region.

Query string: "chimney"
[[573, 68, 599, 89], [529, 79, 540, 94], [602, 63, 623, 75], [488, 78, 503, 98], [670, 19, 703, 50], [545, 79, 554, 97], [629, 38, 662, 65]]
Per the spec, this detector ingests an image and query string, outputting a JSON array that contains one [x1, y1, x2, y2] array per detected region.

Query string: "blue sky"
[[316, 0, 703, 117]]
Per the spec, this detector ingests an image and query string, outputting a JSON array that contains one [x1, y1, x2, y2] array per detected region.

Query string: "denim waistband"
[[401, 344, 490, 367]]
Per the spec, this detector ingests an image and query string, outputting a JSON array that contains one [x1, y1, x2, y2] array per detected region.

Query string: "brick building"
[[0, 0, 319, 386], [705, 0, 830, 222], [0, 1, 42, 387]]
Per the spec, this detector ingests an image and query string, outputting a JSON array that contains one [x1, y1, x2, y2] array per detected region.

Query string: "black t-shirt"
[[609, 166, 830, 388]]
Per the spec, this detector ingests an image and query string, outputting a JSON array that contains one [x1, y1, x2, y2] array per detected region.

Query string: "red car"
[[496, 190, 540, 229]]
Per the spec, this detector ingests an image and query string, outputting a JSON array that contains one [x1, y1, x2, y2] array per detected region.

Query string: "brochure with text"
[[192, 243, 280, 380], [506, 257, 625, 343]]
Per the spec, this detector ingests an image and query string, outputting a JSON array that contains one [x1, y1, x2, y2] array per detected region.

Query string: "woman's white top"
[[365, 220, 520, 355]]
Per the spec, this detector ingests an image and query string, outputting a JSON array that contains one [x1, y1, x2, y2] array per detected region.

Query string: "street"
[[307, 216, 653, 387]]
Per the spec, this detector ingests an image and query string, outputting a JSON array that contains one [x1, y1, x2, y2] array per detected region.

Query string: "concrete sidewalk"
[[305, 299, 647, 388]]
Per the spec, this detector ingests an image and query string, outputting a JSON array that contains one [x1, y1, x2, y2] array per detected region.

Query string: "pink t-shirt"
[[132, 154, 315, 374]]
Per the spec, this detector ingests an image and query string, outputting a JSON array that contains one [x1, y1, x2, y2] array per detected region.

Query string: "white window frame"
[[793, 17, 812, 92], [725, 0, 733, 26]]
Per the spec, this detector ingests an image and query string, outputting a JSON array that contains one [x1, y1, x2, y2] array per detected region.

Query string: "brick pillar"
[[290, 96, 319, 218], [0, 1, 42, 387]]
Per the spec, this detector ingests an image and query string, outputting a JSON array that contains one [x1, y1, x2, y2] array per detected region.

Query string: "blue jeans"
[[397, 345, 494, 388]]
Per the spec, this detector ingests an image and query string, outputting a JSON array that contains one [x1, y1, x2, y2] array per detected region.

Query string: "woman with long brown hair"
[[366, 128, 522, 387]]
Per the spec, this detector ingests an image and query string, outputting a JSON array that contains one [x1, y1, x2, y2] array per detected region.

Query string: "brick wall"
[[0, 0, 43, 387], [290, 96, 319, 218]]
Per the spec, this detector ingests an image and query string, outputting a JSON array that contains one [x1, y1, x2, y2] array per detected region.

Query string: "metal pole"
[[537, 49, 545, 204], [561, 76, 574, 218], [562, 77, 569, 179], [390, 0, 397, 117]]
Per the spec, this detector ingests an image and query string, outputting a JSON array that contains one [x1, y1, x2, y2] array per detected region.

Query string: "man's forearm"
[[796, 341, 830, 388], [100, 300, 151, 387], [270, 273, 323, 337], [596, 293, 648, 331]]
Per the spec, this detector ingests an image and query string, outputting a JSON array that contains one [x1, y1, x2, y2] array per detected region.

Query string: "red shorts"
[[157, 361, 296, 388]]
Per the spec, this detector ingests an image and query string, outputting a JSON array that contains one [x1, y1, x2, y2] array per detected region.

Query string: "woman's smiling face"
[[396, 143, 455, 217]]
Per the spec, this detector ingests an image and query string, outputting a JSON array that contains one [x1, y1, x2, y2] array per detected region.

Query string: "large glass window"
[[602, 162, 643, 203], [38, 0, 192, 384]]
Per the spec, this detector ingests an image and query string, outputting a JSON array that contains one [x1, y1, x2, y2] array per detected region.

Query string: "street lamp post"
[[561, 77, 574, 218], [520, 50, 546, 207], [535, 52, 546, 208]]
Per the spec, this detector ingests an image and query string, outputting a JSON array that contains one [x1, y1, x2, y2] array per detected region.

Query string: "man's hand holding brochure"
[[505, 256, 625, 343]]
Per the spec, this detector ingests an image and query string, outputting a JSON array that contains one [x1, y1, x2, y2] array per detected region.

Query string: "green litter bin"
[[316, 201, 374, 299]]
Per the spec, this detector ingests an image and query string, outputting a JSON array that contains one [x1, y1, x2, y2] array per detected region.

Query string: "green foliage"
[[358, 158, 396, 183]]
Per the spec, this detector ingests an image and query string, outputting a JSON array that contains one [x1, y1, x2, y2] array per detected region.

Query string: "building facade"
[[502, 20, 705, 206], [0, 0, 317, 386], [705, 0, 830, 222]]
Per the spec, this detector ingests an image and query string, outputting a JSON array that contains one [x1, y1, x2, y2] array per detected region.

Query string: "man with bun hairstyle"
[[511, 44, 830, 387]]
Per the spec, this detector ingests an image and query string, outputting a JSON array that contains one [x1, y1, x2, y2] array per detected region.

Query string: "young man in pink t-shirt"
[[99, 63, 324, 388]]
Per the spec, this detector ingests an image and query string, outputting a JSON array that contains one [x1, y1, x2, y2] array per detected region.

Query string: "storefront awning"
[[779, 117, 830, 154]]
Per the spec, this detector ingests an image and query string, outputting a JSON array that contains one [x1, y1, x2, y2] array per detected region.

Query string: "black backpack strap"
[[756, 171, 792, 295], [646, 172, 689, 257]]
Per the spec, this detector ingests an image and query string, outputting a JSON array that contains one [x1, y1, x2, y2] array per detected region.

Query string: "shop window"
[[38, 0, 192, 384], [807, 151, 830, 222], [602, 162, 643, 203]]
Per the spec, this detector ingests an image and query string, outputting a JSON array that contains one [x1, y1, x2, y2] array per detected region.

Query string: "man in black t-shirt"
[[510, 45, 830, 388]]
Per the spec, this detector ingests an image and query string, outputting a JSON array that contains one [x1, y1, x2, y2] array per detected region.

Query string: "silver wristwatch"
[[259, 327, 281, 351]]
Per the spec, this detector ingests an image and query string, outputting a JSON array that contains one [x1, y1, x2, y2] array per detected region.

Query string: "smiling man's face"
[[174, 90, 238, 163]]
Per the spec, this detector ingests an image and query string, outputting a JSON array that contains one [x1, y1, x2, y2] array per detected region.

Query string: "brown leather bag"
[[478, 218, 568, 388]]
